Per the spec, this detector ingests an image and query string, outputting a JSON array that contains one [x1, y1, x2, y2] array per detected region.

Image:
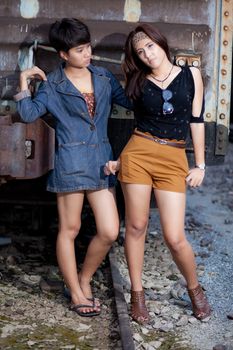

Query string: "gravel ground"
[[0, 225, 122, 349], [182, 142, 233, 350], [0, 143, 233, 350], [114, 142, 233, 350]]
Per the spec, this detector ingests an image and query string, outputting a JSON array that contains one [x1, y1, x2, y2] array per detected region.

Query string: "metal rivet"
[[221, 99, 226, 104], [112, 109, 118, 115], [206, 113, 211, 118], [222, 54, 227, 60], [224, 11, 229, 16], [126, 110, 131, 116], [221, 84, 226, 90], [221, 69, 227, 75], [223, 25, 229, 31], [219, 113, 225, 120], [223, 40, 228, 46], [177, 58, 186, 66], [192, 60, 199, 67]]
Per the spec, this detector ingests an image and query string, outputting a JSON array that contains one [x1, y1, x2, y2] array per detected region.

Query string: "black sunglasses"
[[162, 89, 174, 115]]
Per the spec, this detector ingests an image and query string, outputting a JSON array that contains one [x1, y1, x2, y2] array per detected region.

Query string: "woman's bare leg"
[[154, 189, 211, 319], [79, 188, 119, 299], [121, 183, 152, 323], [154, 189, 198, 289], [57, 192, 98, 313], [121, 183, 152, 291]]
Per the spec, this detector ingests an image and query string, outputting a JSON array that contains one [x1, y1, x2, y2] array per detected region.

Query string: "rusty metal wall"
[[0, 0, 233, 121], [0, 0, 232, 176], [0, 1, 232, 111]]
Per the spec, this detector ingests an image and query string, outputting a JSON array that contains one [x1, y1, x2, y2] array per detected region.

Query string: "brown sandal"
[[188, 284, 211, 320], [130, 290, 149, 324]]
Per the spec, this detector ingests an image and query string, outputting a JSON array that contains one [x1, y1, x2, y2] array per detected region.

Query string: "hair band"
[[132, 31, 150, 48]]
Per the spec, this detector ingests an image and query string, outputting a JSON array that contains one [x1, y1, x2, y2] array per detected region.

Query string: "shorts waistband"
[[133, 130, 186, 149]]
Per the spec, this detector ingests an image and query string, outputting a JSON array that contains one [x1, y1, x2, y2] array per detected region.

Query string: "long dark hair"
[[122, 23, 171, 100]]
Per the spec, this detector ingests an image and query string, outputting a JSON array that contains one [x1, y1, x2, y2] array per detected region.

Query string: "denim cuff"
[[14, 89, 31, 102]]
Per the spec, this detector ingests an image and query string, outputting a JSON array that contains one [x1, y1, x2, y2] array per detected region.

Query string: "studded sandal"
[[130, 289, 149, 324], [188, 284, 211, 320]]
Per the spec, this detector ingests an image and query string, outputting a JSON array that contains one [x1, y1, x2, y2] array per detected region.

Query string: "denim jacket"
[[15, 64, 131, 192]]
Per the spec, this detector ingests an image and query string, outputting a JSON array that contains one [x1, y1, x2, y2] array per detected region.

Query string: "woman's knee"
[[97, 223, 119, 244], [58, 222, 81, 240], [126, 219, 148, 239], [165, 236, 188, 253]]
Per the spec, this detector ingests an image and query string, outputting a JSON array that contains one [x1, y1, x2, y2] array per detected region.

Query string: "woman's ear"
[[59, 50, 68, 61]]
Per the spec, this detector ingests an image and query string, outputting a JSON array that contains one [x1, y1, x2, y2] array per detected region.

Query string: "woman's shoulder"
[[182, 64, 201, 77], [185, 66, 203, 88], [178, 64, 202, 88], [188, 66, 202, 79]]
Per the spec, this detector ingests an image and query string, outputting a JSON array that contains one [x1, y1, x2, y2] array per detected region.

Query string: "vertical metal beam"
[[215, 0, 233, 155]]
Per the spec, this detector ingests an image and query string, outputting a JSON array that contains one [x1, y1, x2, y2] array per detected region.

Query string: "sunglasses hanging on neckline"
[[162, 89, 174, 115]]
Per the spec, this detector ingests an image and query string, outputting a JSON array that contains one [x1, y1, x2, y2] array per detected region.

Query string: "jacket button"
[[90, 125, 95, 131]]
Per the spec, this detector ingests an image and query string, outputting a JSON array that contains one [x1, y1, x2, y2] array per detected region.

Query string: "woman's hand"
[[104, 160, 120, 175], [20, 66, 47, 91], [186, 168, 205, 187]]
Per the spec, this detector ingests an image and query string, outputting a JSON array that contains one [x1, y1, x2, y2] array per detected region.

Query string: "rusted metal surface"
[[0, 0, 232, 180], [0, 1, 231, 97], [0, 116, 26, 178], [0, 1, 232, 115], [23, 118, 55, 179], [0, 117, 54, 179]]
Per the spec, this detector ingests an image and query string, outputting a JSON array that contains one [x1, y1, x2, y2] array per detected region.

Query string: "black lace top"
[[134, 65, 204, 141]]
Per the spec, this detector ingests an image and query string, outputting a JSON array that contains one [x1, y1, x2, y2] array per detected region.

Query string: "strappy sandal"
[[70, 299, 101, 317], [64, 288, 101, 308], [130, 290, 149, 324], [87, 297, 101, 308], [187, 284, 211, 320]]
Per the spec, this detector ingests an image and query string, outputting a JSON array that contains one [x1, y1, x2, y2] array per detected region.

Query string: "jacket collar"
[[50, 63, 105, 84], [50, 63, 109, 101]]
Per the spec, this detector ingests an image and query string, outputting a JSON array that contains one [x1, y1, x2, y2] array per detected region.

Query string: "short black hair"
[[49, 18, 91, 52]]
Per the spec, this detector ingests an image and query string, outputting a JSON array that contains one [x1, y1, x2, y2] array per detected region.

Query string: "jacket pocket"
[[59, 142, 87, 175]]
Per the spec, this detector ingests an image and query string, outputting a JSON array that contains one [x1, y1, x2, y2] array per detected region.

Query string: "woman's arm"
[[19, 66, 47, 91], [186, 67, 205, 187], [14, 66, 48, 123], [190, 122, 205, 168]]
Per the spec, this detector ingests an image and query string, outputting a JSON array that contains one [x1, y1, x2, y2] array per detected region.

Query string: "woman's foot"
[[131, 289, 149, 324], [187, 284, 211, 320], [79, 273, 101, 307], [70, 292, 101, 316]]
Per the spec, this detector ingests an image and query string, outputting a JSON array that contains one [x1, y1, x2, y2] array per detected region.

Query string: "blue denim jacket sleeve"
[[16, 82, 48, 123], [105, 70, 133, 111]]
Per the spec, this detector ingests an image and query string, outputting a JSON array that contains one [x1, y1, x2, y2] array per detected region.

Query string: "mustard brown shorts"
[[118, 132, 189, 193]]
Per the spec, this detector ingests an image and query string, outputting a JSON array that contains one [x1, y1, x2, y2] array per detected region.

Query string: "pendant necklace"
[[151, 64, 174, 115], [151, 64, 174, 89]]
